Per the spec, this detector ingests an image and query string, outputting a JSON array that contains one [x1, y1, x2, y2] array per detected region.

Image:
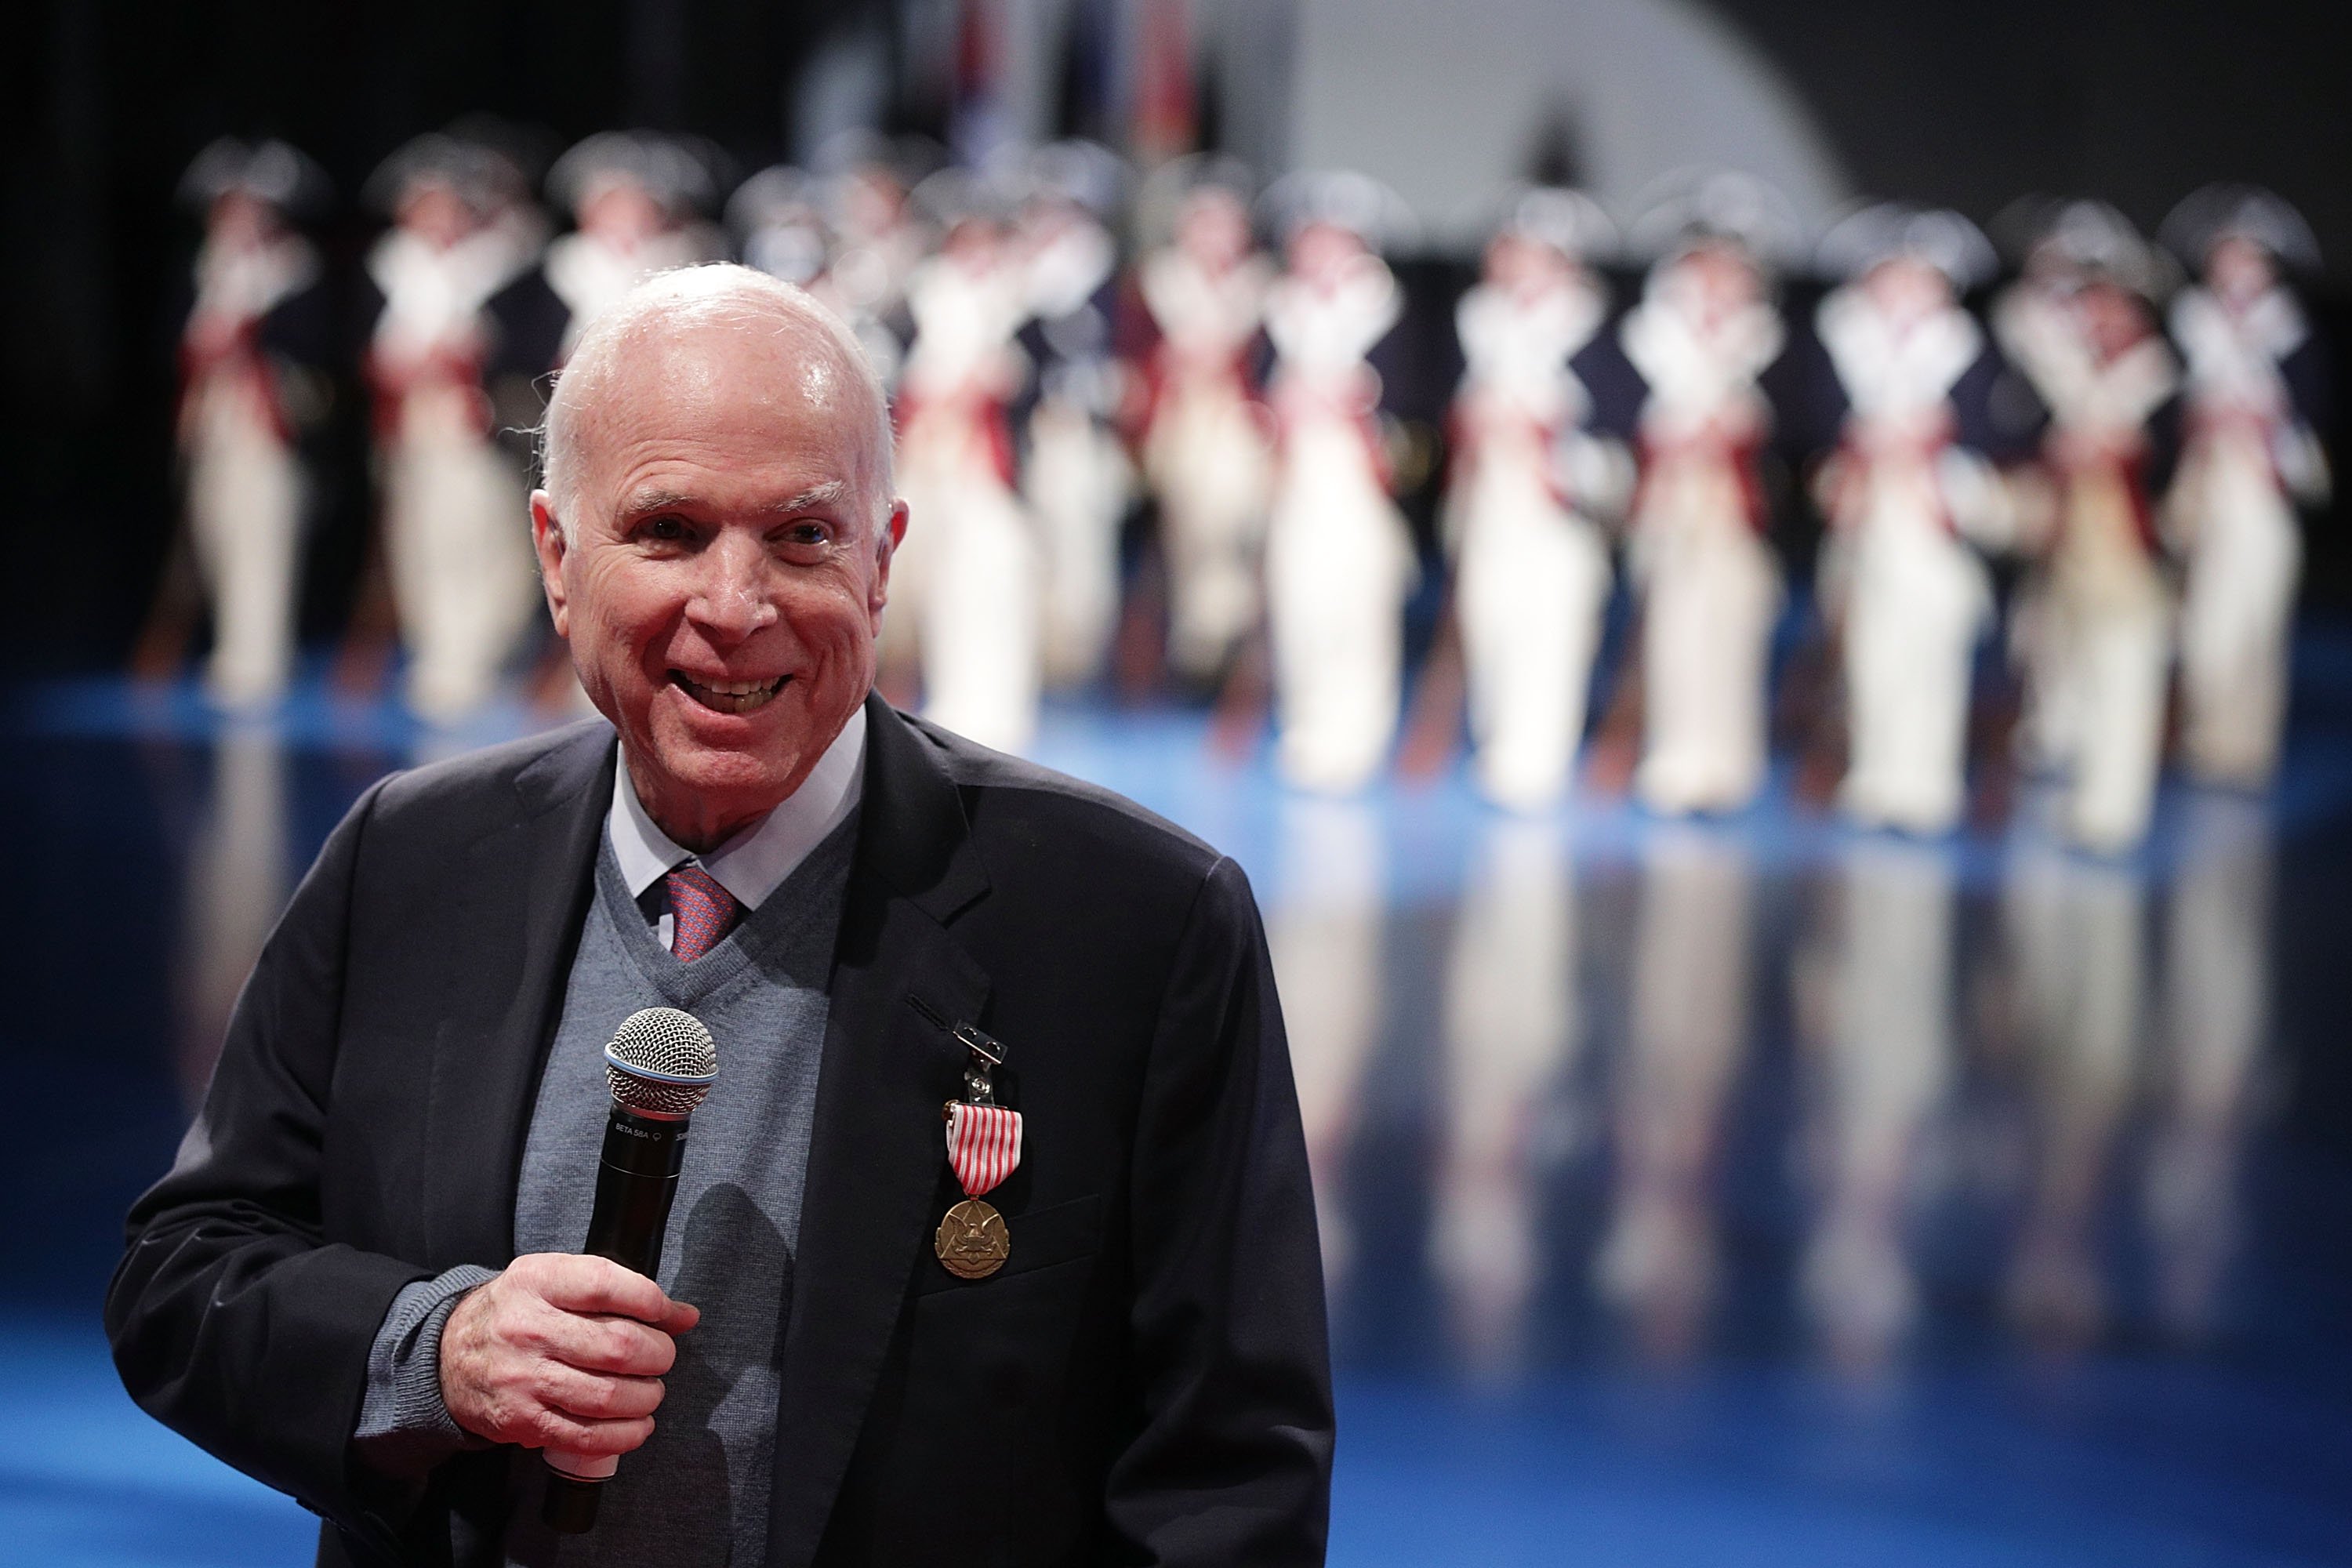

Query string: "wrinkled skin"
[[532, 308, 906, 851]]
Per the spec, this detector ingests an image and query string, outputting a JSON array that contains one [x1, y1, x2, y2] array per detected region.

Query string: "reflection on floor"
[[5, 634, 2352, 1566]]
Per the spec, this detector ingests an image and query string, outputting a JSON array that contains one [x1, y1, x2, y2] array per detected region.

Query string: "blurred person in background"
[[1812, 205, 2012, 836], [888, 168, 1041, 753], [730, 163, 834, 293], [166, 138, 336, 709], [1135, 160, 1275, 689], [1994, 201, 2181, 853], [1016, 140, 1134, 691], [1442, 186, 1625, 812], [1618, 171, 1797, 817], [543, 132, 728, 361], [2160, 185, 2332, 789], [811, 132, 936, 393], [1259, 171, 1418, 795], [361, 132, 551, 722]]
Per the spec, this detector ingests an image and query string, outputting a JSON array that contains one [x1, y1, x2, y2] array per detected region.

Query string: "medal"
[[913, 1004, 1023, 1280], [935, 1197, 1011, 1279], [935, 1099, 1022, 1278]]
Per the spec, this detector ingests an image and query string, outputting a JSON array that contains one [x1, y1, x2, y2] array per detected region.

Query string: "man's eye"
[[641, 517, 690, 543], [778, 521, 833, 550]]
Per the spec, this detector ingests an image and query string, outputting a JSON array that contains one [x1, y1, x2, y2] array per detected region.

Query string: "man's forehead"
[[583, 319, 874, 462], [620, 315, 855, 409]]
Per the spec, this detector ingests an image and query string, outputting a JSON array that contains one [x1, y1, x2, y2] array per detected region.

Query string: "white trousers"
[[1025, 401, 1131, 689], [1147, 379, 1271, 680], [897, 415, 1042, 755], [1265, 418, 1414, 794], [2176, 439, 2301, 786], [1837, 479, 1991, 835], [186, 393, 303, 706], [381, 394, 538, 722], [1452, 443, 1611, 811], [1633, 467, 1781, 815]]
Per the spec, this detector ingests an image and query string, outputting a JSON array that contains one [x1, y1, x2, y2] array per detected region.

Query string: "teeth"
[[676, 673, 786, 713]]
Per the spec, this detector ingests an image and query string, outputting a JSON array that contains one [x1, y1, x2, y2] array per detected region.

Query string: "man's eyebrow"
[[771, 480, 855, 514], [616, 480, 855, 517], [616, 487, 698, 517]]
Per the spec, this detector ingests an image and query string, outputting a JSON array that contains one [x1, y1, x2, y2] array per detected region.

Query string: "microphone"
[[541, 1006, 718, 1534]]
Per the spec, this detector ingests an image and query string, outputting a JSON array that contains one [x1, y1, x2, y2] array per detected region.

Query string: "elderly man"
[[107, 266, 1333, 1568]]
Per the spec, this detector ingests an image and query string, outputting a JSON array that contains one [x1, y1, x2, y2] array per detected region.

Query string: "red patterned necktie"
[[666, 865, 741, 963]]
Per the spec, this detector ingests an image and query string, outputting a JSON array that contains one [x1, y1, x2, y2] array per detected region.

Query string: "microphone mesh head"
[[604, 1007, 718, 1117]]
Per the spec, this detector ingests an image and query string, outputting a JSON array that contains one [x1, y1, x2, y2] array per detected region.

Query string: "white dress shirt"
[[606, 705, 868, 949]]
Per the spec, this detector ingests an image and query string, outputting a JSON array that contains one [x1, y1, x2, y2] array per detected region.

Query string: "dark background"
[[4, 0, 2344, 676]]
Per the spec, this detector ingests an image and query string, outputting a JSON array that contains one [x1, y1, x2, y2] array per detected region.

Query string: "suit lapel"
[[423, 724, 615, 1267], [765, 697, 993, 1568]]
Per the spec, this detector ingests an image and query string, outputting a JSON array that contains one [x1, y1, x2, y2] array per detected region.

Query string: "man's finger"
[[535, 1308, 681, 1377], [523, 1253, 685, 1324], [539, 1362, 668, 1422], [525, 1409, 658, 1459]]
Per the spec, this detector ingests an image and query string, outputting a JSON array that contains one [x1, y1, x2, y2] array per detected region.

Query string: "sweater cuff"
[[352, 1264, 500, 1478]]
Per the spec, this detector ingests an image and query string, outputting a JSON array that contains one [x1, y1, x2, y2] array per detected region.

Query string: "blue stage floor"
[[5, 637, 2351, 1566]]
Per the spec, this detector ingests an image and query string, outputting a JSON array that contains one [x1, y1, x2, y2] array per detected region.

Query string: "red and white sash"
[[944, 1102, 1023, 1197]]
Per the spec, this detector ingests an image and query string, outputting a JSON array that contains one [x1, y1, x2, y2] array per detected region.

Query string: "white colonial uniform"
[[1261, 251, 1417, 794], [1817, 282, 2004, 834], [892, 241, 1042, 754], [1621, 261, 1785, 815], [1445, 271, 1614, 811], [1021, 214, 1134, 689], [367, 211, 544, 723], [1996, 284, 2180, 852], [1139, 243, 1275, 682], [180, 231, 319, 707], [2167, 281, 2328, 786]]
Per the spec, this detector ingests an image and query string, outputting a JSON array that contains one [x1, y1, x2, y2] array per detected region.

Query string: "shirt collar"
[[606, 702, 868, 912]]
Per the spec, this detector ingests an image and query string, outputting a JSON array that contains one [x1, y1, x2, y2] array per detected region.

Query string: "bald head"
[[539, 264, 894, 534]]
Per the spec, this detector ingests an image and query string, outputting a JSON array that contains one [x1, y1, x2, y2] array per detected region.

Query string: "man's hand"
[[440, 1254, 699, 1457]]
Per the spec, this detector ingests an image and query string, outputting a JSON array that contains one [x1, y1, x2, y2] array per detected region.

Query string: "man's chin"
[[632, 684, 844, 802]]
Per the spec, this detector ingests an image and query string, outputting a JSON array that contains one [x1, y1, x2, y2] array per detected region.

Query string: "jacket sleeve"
[[103, 775, 440, 1554], [1107, 855, 1336, 1566]]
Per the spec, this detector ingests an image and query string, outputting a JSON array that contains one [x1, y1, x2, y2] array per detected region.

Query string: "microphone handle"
[[583, 1102, 691, 1274], [543, 1102, 691, 1533]]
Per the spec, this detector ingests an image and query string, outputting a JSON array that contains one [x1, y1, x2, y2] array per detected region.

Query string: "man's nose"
[[686, 538, 780, 641]]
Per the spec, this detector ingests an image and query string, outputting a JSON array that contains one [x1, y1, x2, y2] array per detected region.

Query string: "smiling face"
[[533, 304, 905, 851]]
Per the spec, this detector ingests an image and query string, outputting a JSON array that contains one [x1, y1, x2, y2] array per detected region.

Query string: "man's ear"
[[530, 490, 572, 638], [869, 498, 910, 619]]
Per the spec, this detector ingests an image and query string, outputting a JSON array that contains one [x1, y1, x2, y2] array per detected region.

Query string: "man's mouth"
[[671, 672, 789, 714]]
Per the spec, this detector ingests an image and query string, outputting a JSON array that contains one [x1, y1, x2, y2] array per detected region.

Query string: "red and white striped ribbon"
[[945, 1102, 1023, 1197]]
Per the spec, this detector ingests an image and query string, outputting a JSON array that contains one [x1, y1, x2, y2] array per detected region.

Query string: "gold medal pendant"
[[935, 1197, 1011, 1279]]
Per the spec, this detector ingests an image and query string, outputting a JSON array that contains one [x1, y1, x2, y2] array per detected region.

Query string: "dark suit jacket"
[[106, 695, 1333, 1567]]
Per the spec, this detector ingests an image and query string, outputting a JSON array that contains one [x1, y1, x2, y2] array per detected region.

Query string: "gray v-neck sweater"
[[351, 811, 858, 1567], [498, 818, 858, 1566]]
